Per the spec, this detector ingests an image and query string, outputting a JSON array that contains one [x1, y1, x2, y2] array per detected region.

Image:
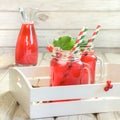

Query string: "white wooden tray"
[[9, 65, 120, 119]]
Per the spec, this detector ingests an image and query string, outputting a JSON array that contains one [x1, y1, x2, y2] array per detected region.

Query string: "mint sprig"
[[53, 36, 75, 50]]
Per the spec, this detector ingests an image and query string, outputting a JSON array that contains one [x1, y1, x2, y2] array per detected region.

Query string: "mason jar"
[[80, 45, 103, 84], [50, 48, 91, 86]]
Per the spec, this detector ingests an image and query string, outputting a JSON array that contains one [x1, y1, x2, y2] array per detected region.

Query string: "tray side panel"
[[30, 98, 120, 118], [9, 68, 31, 116]]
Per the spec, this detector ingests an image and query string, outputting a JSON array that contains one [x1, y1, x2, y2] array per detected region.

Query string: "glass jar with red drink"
[[15, 22, 38, 66], [50, 48, 91, 86], [15, 8, 38, 66], [80, 45, 103, 84]]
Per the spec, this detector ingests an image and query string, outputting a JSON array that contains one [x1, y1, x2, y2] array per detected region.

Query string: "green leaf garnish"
[[53, 36, 75, 50]]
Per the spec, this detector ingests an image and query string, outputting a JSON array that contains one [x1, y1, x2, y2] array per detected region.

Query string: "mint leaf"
[[53, 39, 59, 47], [53, 36, 75, 50]]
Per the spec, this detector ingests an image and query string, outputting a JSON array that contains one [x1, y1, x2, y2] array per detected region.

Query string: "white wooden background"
[[0, 0, 120, 49]]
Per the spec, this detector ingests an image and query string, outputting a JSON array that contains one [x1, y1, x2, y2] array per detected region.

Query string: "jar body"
[[81, 51, 97, 84], [15, 23, 38, 66], [50, 51, 83, 86]]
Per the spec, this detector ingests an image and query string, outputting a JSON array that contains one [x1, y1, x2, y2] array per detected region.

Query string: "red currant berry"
[[107, 80, 111, 86], [46, 46, 53, 52], [104, 86, 109, 91], [109, 84, 113, 89], [56, 52, 62, 58]]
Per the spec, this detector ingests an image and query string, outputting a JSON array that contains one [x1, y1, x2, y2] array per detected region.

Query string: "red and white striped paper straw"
[[84, 25, 101, 51], [71, 26, 88, 54]]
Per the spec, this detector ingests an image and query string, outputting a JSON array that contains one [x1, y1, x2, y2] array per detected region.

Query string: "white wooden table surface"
[[0, 52, 120, 120]]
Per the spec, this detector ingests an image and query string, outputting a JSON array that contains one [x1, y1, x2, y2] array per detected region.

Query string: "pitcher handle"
[[97, 56, 104, 82], [82, 63, 92, 84]]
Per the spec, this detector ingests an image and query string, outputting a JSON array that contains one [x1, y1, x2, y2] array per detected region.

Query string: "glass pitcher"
[[15, 8, 38, 66]]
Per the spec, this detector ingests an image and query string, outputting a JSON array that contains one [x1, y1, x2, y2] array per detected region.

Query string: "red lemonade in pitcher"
[[15, 23, 38, 66], [15, 8, 38, 66]]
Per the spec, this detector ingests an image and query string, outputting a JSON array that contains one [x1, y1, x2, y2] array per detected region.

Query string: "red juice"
[[81, 52, 97, 84], [50, 57, 83, 86], [15, 23, 38, 66]]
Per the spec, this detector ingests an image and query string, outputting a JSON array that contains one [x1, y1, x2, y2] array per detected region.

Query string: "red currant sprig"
[[104, 80, 113, 92], [46, 45, 54, 52]]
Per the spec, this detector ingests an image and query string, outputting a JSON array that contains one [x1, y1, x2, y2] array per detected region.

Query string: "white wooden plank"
[[0, 72, 9, 93], [0, 12, 21, 29], [95, 48, 120, 54], [30, 98, 120, 118], [0, 48, 15, 93], [34, 118, 54, 120], [12, 105, 29, 120], [37, 30, 118, 48], [0, 30, 120, 48], [105, 53, 120, 63], [113, 112, 120, 120], [97, 112, 118, 120], [0, 47, 15, 67], [6, 96, 54, 120], [0, 92, 17, 120], [0, 12, 120, 29], [40, 53, 51, 66], [0, 0, 120, 11], [56, 114, 97, 120], [30, 83, 120, 101], [106, 63, 120, 83], [36, 53, 44, 66], [12, 105, 53, 120]]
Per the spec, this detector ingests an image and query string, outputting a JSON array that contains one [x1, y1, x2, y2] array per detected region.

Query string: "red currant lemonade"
[[15, 23, 38, 66], [81, 51, 97, 84], [50, 52, 83, 86]]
